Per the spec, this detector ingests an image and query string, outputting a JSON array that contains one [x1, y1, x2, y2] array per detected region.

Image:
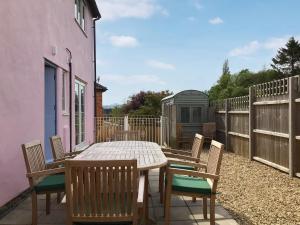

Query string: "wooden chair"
[[22, 140, 65, 225], [164, 140, 224, 225], [65, 159, 145, 225], [159, 134, 205, 202], [50, 136, 82, 161]]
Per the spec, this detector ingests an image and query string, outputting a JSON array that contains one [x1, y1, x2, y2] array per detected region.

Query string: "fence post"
[[249, 86, 255, 161], [288, 76, 296, 177], [225, 99, 229, 151], [124, 115, 129, 141]]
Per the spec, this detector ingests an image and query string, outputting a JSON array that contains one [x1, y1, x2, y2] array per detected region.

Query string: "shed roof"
[[161, 90, 208, 102]]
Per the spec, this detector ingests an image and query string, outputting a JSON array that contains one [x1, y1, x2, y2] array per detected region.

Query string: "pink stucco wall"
[[0, 0, 97, 206]]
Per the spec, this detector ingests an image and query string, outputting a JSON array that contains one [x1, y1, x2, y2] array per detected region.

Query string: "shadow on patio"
[[0, 168, 238, 225]]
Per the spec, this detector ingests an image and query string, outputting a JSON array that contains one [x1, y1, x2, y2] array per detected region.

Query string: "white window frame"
[[74, 0, 85, 31], [62, 71, 68, 114], [75, 79, 86, 145]]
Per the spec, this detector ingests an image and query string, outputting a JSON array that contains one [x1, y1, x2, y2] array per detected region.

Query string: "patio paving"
[[0, 168, 238, 225]]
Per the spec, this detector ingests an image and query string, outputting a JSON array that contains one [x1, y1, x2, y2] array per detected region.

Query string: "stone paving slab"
[[0, 169, 238, 225]]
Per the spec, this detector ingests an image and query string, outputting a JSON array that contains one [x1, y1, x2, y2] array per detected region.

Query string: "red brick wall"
[[96, 90, 103, 117]]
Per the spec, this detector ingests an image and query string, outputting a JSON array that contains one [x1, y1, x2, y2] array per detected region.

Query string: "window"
[[75, 80, 85, 145], [75, 0, 85, 30], [180, 107, 190, 123], [192, 107, 202, 123], [62, 71, 68, 113]]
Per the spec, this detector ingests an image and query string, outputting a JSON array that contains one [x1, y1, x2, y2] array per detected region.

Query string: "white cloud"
[[209, 17, 224, 25], [146, 60, 176, 70], [192, 0, 203, 10], [229, 35, 300, 57], [109, 35, 139, 48], [229, 41, 260, 57], [101, 74, 166, 85], [96, 0, 168, 21]]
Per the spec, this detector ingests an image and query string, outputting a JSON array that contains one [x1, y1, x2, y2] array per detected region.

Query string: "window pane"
[[181, 107, 190, 123], [74, 0, 77, 18], [80, 86, 85, 113], [62, 72, 66, 111], [81, 6, 85, 30], [192, 107, 202, 123], [75, 80, 85, 145]]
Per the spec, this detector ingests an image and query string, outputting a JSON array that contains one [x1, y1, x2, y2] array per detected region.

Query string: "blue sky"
[[95, 0, 300, 105]]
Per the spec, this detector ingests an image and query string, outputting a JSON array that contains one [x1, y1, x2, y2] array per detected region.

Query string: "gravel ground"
[[201, 151, 300, 225]]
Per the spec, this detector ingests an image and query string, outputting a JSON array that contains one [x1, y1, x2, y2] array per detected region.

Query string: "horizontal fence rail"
[[209, 75, 300, 177]]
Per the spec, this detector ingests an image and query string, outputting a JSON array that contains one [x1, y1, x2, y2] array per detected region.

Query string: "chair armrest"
[[165, 153, 200, 162], [137, 175, 145, 208], [168, 168, 219, 180], [64, 150, 83, 157], [162, 147, 192, 156], [27, 167, 65, 178], [167, 159, 207, 169], [46, 160, 65, 169]]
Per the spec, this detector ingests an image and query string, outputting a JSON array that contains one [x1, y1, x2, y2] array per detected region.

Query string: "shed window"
[[180, 107, 190, 123], [192, 107, 202, 123]]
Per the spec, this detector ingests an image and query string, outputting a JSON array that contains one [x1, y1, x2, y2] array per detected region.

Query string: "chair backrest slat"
[[65, 160, 138, 222], [206, 140, 224, 192], [50, 136, 65, 160], [191, 133, 204, 159], [22, 140, 46, 186]]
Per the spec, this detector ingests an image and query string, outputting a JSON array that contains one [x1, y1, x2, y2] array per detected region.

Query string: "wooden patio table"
[[70, 141, 168, 224]]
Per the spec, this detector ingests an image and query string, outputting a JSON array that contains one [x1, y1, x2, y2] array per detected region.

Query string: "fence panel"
[[210, 75, 300, 177]]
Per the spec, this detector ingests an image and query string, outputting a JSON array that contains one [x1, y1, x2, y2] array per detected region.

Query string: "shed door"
[[44, 65, 56, 161]]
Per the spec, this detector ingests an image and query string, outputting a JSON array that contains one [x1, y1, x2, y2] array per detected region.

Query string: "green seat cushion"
[[74, 222, 131, 225], [34, 174, 65, 193], [172, 175, 212, 195], [170, 163, 194, 170]]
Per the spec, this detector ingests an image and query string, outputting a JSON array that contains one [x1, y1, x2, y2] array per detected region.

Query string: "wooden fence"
[[95, 116, 169, 145], [210, 75, 300, 177]]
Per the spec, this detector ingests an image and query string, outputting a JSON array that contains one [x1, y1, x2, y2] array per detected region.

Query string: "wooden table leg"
[[143, 170, 157, 225]]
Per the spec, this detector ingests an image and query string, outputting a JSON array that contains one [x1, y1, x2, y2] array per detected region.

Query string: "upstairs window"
[[75, 0, 85, 30]]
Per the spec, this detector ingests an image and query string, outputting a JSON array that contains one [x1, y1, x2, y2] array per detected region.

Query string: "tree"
[[208, 60, 233, 100], [271, 37, 300, 76], [222, 59, 230, 75], [111, 90, 172, 116], [208, 64, 280, 100]]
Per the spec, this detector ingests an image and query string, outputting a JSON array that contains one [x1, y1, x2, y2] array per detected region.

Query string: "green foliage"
[[271, 37, 300, 76], [110, 106, 124, 117], [110, 90, 172, 117], [208, 62, 280, 100], [209, 38, 300, 100]]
